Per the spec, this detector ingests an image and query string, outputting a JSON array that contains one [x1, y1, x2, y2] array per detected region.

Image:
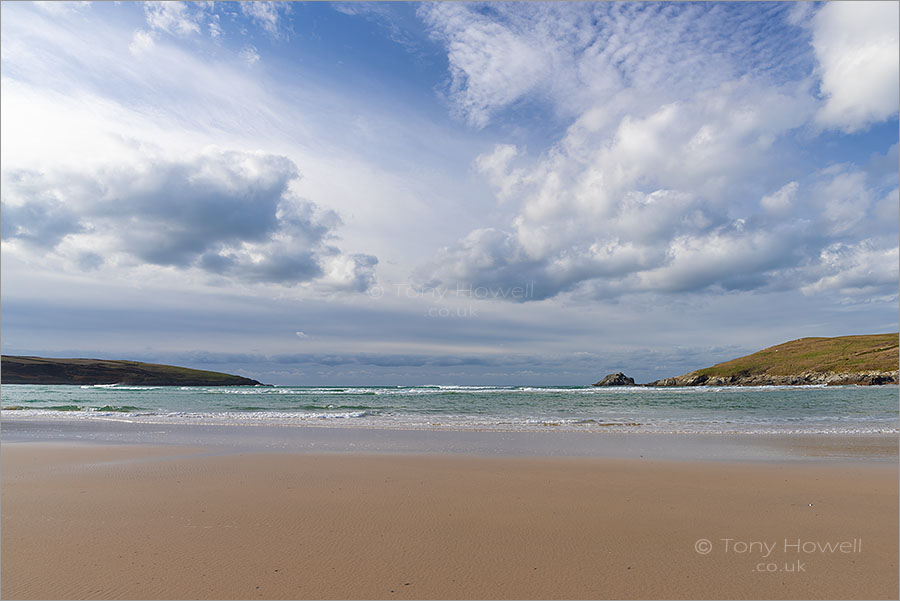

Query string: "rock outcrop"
[[593, 372, 636, 386], [645, 370, 898, 387]]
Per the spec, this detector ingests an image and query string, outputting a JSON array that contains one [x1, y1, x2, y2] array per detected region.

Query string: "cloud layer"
[[418, 2, 899, 302], [2, 149, 377, 290], [1, 2, 897, 383]]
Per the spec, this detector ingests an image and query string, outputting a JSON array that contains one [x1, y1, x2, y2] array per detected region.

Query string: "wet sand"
[[2, 442, 897, 599]]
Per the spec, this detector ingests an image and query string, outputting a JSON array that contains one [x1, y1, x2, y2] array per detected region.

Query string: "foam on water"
[[2, 383, 897, 435]]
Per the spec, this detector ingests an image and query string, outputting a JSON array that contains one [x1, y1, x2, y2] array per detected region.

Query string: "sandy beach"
[[2, 439, 897, 599]]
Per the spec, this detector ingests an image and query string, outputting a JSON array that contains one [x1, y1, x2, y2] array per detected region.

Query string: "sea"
[[1, 384, 897, 435]]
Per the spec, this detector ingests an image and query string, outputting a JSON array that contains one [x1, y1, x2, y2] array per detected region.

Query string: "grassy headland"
[[646, 333, 898, 386], [1, 356, 264, 386]]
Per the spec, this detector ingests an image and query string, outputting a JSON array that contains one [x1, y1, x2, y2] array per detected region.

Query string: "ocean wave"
[[4, 407, 895, 435], [80, 384, 160, 390]]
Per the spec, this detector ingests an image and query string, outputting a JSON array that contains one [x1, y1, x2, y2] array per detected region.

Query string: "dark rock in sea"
[[593, 372, 636, 387]]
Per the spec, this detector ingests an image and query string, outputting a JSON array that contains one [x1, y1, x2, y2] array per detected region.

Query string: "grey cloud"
[[77, 252, 104, 271], [1, 196, 84, 248], [1, 149, 377, 289]]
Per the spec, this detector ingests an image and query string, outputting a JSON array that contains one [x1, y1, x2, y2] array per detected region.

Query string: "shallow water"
[[2, 384, 897, 434]]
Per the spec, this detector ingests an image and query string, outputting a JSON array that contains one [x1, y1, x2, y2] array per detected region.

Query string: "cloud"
[[416, 4, 897, 303], [143, 1, 202, 37], [1, 148, 378, 290], [802, 241, 900, 296], [129, 29, 155, 55], [0, 183, 84, 248], [240, 45, 260, 65], [475, 143, 525, 202], [760, 181, 798, 215], [420, 3, 813, 128], [32, 1, 90, 15], [813, 1, 900, 132], [420, 77, 831, 300], [240, 1, 290, 39], [209, 17, 223, 40]]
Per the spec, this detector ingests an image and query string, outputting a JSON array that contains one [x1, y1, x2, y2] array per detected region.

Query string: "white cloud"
[[802, 242, 900, 296], [209, 18, 223, 40], [421, 4, 550, 127], [143, 1, 201, 37], [416, 3, 897, 303], [760, 181, 798, 214], [240, 45, 260, 65], [1, 3, 483, 302], [813, 1, 900, 132], [817, 168, 871, 235], [240, 1, 289, 39], [420, 3, 811, 129], [475, 144, 525, 202], [32, 1, 90, 15], [129, 29, 155, 55], [419, 45, 894, 301]]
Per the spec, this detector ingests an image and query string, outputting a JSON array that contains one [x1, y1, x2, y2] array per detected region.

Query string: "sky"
[[1, 1, 898, 385]]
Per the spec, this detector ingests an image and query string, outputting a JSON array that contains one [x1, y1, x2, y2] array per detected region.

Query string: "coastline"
[[2, 415, 898, 462], [2, 434, 897, 600]]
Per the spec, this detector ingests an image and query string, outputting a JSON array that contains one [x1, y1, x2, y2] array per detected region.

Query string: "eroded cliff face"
[[626, 333, 899, 387], [644, 370, 898, 387]]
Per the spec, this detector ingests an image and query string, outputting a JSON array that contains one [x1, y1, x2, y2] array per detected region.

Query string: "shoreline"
[[2, 416, 898, 463], [4, 384, 896, 440], [2, 442, 898, 600]]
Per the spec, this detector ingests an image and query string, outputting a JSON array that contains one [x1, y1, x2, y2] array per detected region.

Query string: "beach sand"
[[2, 443, 897, 599]]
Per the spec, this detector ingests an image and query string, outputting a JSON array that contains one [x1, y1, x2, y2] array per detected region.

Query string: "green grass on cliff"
[[1, 356, 262, 386], [694, 334, 899, 378]]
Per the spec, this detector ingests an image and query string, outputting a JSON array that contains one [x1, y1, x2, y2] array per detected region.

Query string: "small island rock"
[[593, 372, 636, 387]]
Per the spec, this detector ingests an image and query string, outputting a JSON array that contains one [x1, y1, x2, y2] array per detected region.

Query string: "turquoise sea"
[[2, 384, 897, 434]]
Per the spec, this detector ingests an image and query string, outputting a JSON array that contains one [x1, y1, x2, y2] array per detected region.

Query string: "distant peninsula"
[[1, 356, 264, 386], [595, 333, 899, 387]]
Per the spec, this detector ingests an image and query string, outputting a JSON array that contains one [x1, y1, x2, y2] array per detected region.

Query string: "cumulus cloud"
[[417, 4, 898, 302], [802, 242, 900, 296], [760, 181, 798, 215], [1, 149, 377, 290], [475, 144, 525, 203], [813, 1, 900, 132], [420, 78, 828, 300]]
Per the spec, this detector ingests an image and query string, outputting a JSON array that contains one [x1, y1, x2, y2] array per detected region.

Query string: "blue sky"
[[1, 1, 898, 385]]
